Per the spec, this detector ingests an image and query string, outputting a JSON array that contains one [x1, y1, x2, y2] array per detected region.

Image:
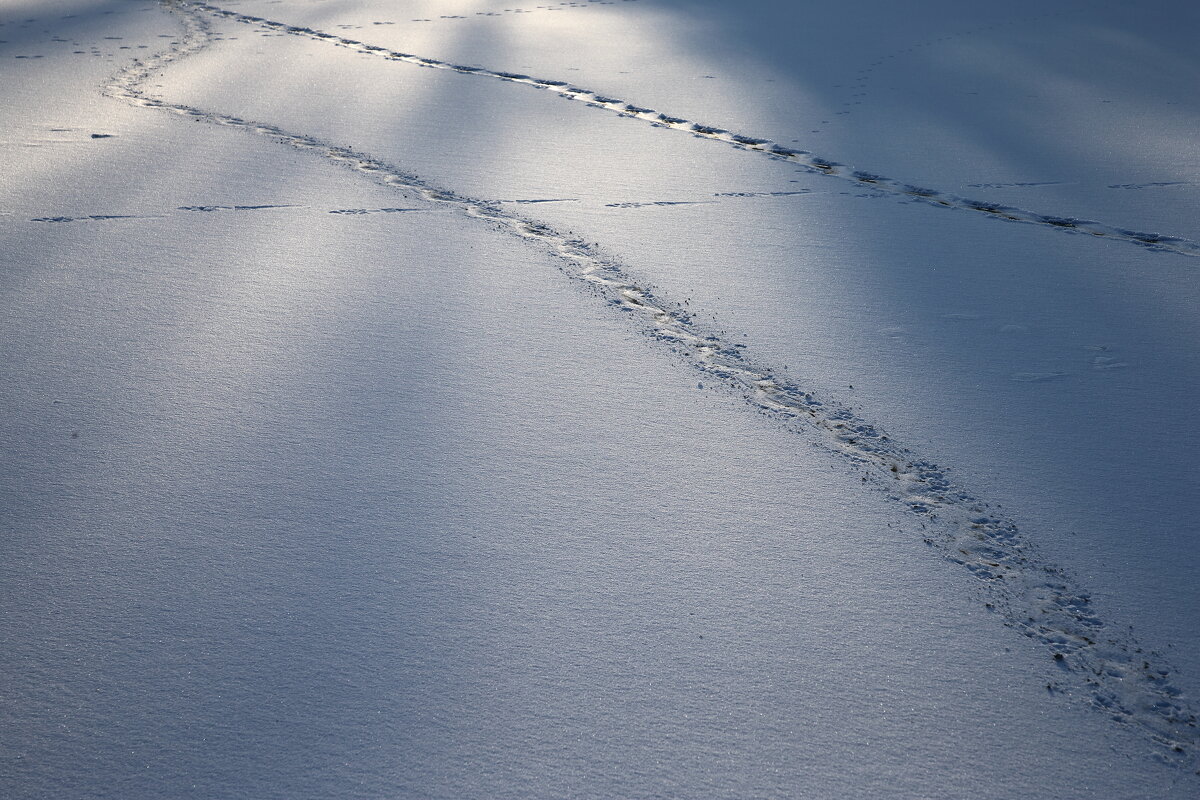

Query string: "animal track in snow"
[[327, 206, 427, 215], [1108, 181, 1193, 190], [24, 204, 448, 222], [320, 1, 634, 27], [715, 190, 812, 198], [1010, 371, 1068, 383], [178, 203, 297, 212], [966, 181, 1065, 189], [25, 205, 448, 224], [604, 200, 715, 209], [32, 214, 148, 223], [498, 198, 579, 204], [178, 1, 1200, 259], [108, 1, 1200, 773]]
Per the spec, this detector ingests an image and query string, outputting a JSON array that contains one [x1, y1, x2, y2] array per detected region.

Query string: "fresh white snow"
[[2, 0, 1199, 797]]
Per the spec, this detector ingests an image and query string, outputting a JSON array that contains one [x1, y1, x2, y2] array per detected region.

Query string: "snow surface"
[[2, 0, 1199, 797]]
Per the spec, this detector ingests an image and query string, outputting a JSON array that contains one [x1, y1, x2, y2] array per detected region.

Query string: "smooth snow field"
[[2, 1, 1199, 797]]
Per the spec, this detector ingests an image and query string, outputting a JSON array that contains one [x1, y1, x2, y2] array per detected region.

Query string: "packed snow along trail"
[[104, 0, 1200, 772], [176, 0, 1200, 260]]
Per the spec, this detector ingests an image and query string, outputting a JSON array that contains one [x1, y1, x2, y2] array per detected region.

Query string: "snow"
[[2, 0, 1198, 797]]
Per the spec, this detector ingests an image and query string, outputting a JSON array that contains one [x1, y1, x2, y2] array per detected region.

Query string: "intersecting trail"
[[182, 0, 1200, 259], [111, 0, 1200, 774]]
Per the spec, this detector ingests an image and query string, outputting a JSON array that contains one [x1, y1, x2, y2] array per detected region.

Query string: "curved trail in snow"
[[114, 0, 1200, 774], [181, 0, 1200, 260]]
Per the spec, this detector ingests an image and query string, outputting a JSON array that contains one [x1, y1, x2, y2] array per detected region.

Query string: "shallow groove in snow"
[[24, 192, 822, 222], [113, 1, 1200, 774], [181, 0, 1200, 260]]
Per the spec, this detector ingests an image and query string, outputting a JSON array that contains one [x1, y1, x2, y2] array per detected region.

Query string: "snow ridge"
[[180, 0, 1200, 259], [116, 0, 1200, 773]]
